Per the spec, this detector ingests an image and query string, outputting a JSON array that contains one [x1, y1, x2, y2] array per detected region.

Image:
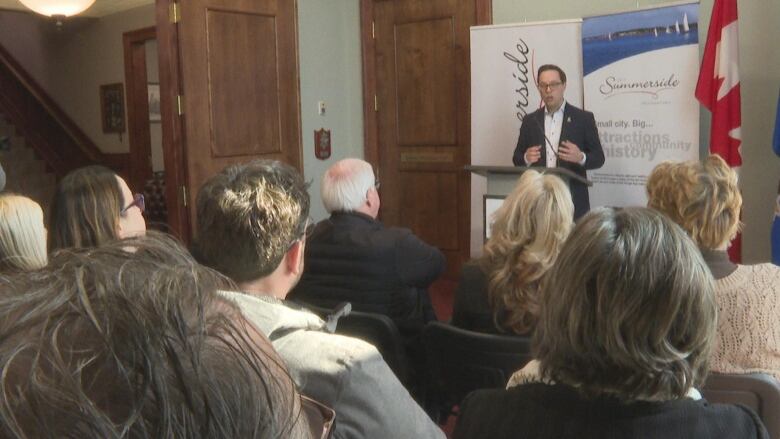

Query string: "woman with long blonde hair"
[[452, 170, 573, 335], [0, 194, 47, 273]]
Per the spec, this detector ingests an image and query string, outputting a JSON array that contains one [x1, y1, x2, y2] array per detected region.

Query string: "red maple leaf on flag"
[[696, 0, 742, 262]]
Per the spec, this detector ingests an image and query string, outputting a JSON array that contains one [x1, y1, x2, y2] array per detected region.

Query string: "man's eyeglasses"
[[374, 179, 381, 190], [538, 81, 563, 91], [121, 193, 145, 215], [302, 217, 315, 240]]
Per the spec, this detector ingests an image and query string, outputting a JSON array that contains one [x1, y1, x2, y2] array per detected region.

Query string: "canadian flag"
[[696, 0, 742, 262]]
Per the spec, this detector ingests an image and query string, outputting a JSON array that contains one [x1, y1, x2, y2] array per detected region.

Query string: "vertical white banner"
[[470, 20, 582, 256], [583, 3, 700, 208]]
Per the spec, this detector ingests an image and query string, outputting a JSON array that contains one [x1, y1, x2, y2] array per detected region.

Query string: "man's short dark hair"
[[537, 64, 567, 84], [0, 233, 308, 438], [195, 160, 310, 283]]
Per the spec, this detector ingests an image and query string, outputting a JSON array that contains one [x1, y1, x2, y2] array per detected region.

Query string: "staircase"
[[0, 112, 57, 218]]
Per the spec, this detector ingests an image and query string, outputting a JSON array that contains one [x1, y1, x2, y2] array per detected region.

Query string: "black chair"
[[294, 301, 410, 384], [422, 321, 533, 411], [702, 372, 780, 439]]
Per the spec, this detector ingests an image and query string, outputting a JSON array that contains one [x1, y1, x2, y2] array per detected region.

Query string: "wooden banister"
[[0, 41, 127, 178]]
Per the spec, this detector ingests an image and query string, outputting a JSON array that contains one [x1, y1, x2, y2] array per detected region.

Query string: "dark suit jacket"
[[451, 262, 500, 334], [454, 383, 769, 439], [512, 103, 605, 219], [289, 211, 445, 332], [451, 261, 527, 336]]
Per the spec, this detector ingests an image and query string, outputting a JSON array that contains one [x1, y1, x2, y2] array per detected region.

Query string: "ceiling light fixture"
[[18, 0, 97, 25]]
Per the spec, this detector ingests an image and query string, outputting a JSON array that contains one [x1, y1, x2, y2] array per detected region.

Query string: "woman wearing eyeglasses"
[[50, 165, 146, 250]]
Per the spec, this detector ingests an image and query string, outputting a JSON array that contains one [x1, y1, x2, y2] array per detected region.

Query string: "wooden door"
[[170, 0, 301, 231], [123, 27, 156, 200], [366, 0, 485, 278]]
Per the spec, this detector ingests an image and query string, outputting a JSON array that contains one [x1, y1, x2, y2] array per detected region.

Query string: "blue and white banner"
[[583, 3, 700, 208]]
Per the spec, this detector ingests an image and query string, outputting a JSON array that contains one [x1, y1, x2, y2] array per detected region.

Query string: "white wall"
[[298, 0, 365, 222], [47, 5, 156, 154], [0, 6, 156, 155], [0, 10, 53, 89], [492, 0, 780, 263]]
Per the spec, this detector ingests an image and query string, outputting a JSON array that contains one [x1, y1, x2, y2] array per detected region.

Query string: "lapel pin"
[[567, 117, 571, 123]]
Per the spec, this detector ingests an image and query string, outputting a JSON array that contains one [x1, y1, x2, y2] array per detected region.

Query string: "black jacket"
[[289, 212, 445, 331], [454, 383, 768, 439], [512, 103, 605, 219]]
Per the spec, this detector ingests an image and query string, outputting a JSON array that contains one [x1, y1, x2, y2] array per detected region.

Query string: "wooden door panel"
[[373, 0, 473, 277], [398, 171, 459, 250], [395, 18, 457, 146], [178, 0, 300, 224], [206, 10, 281, 157]]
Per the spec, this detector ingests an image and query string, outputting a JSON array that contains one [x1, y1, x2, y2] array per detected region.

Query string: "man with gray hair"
[[290, 158, 445, 333]]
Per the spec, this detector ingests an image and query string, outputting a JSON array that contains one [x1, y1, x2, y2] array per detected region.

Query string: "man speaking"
[[512, 64, 604, 219]]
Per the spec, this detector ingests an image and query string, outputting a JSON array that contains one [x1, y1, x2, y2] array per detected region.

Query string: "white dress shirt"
[[544, 102, 566, 168], [524, 101, 586, 167]]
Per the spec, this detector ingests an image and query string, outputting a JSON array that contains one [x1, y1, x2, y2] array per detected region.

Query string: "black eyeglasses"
[[121, 193, 145, 215], [289, 217, 315, 250], [538, 81, 563, 91]]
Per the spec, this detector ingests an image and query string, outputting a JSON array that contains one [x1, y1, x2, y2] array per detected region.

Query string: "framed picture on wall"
[[148, 83, 161, 122], [100, 83, 125, 133], [483, 194, 506, 243]]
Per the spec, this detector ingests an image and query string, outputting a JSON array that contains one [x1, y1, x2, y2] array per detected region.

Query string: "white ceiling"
[[0, 0, 154, 17]]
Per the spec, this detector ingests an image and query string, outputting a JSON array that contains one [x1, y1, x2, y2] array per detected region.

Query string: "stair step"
[[0, 117, 57, 219]]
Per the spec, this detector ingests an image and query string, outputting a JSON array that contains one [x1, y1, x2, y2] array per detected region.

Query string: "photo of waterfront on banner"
[[583, 2, 701, 208], [583, 4, 699, 76]]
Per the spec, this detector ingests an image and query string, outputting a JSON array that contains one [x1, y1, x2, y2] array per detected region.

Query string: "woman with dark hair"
[[0, 233, 316, 438], [453, 207, 767, 439], [49, 165, 146, 249]]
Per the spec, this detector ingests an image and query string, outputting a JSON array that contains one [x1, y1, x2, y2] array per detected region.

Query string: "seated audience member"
[[289, 158, 445, 332], [451, 171, 573, 335], [49, 165, 146, 250], [0, 194, 47, 273], [453, 207, 768, 439], [193, 159, 444, 439], [647, 155, 780, 380], [0, 234, 312, 438]]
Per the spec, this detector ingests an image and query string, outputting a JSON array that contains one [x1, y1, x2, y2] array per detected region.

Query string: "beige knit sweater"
[[710, 263, 780, 380]]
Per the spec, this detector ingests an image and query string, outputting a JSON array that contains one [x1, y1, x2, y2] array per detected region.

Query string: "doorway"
[[123, 26, 167, 230]]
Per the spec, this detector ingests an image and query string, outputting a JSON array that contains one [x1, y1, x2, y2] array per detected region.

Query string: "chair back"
[[295, 301, 409, 383], [422, 321, 533, 406], [336, 309, 410, 383], [702, 372, 780, 438]]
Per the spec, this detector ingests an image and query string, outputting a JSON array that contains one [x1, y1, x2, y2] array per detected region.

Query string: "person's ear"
[[285, 240, 305, 275]]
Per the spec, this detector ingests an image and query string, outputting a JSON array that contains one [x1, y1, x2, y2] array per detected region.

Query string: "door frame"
[[123, 26, 156, 200], [155, 0, 189, 242]]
